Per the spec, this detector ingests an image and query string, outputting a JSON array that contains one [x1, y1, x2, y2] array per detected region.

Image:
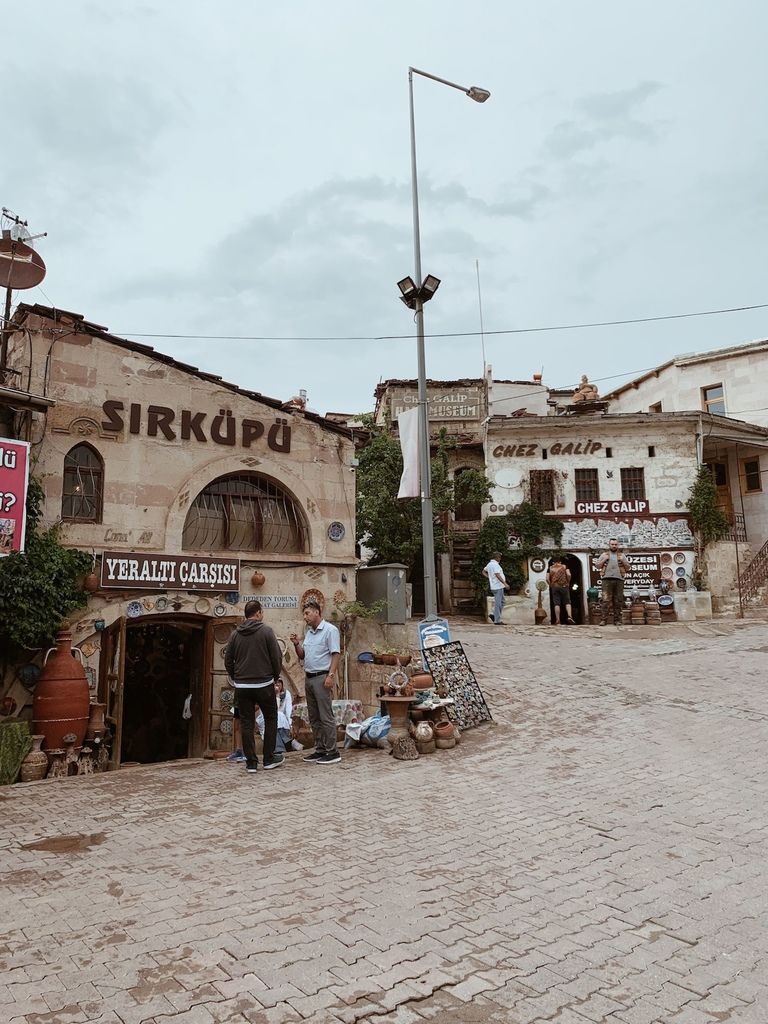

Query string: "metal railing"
[[739, 535, 768, 602], [725, 512, 747, 543]]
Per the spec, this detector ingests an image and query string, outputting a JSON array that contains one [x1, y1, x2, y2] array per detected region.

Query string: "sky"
[[5, 1, 768, 414]]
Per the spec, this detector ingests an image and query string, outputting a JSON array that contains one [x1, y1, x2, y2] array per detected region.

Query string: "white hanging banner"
[[397, 407, 420, 499]]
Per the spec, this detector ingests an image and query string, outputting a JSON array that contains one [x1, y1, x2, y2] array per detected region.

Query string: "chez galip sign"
[[575, 499, 650, 515], [101, 552, 240, 591], [0, 438, 30, 556]]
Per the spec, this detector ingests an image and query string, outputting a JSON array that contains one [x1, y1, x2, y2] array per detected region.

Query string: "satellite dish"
[[0, 237, 46, 290]]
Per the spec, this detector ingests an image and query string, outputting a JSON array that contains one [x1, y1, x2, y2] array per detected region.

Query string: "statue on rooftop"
[[573, 374, 600, 403]]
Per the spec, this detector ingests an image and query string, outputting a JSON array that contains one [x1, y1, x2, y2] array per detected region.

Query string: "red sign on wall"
[[0, 438, 31, 556]]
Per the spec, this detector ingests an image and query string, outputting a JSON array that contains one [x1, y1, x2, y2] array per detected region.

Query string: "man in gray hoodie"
[[224, 600, 284, 773]]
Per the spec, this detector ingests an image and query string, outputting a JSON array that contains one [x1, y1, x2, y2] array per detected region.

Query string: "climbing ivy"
[[471, 501, 564, 602], [0, 478, 92, 653]]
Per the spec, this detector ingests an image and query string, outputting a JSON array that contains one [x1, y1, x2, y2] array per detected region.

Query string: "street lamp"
[[401, 66, 490, 620]]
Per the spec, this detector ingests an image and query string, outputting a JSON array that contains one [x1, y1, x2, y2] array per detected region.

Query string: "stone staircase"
[[451, 530, 480, 614], [739, 536, 768, 605]]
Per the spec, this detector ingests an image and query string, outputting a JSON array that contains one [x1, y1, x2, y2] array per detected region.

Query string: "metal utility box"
[[356, 563, 408, 623]]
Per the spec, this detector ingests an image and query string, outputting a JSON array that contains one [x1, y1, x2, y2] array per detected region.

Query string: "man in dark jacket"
[[224, 600, 284, 773]]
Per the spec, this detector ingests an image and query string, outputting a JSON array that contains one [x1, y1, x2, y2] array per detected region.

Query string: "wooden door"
[[98, 616, 126, 769], [204, 617, 240, 755], [712, 461, 734, 521]]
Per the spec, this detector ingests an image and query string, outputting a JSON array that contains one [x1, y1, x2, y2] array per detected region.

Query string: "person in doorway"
[[596, 538, 631, 625], [546, 555, 575, 625], [289, 598, 341, 765], [257, 677, 303, 754], [483, 550, 509, 624], [224, 600, 284, 773]]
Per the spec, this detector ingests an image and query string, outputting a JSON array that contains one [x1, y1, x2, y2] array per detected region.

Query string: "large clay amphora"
[[33, 631, 90, 751]]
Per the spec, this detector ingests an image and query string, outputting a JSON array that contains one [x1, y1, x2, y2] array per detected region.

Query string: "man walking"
[[596, 538, 631, 626], [224, 600, 284, 773], [546, 555, 575, 625], [483, 550, 509, 625], [289, 598, 341, 765]]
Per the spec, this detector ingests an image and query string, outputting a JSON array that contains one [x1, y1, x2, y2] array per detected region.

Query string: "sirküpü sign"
[[0, 438, 31, 557], [100, 552, 240, 591]]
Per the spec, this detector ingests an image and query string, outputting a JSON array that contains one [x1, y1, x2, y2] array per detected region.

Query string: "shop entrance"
[[120, 619, 205, 765], [549, 554, 585, 625]]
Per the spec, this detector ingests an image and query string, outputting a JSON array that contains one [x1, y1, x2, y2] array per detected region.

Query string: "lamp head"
[[421, 274, 441, 300], [467, 86, 491, 103], [397, 276, 417, 299]]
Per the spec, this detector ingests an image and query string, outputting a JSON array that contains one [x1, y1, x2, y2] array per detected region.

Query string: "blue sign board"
[[418, 617, 451, 650]]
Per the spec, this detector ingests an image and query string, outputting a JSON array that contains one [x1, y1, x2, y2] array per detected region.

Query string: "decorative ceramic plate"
[[18, 664, 41, 690], [300, 587, 325, 611], [220, 688, 234, 707], [195, 598, 211, 614], [674, 552, 686, 564], [676, 577, 688, 589], [127, 601, 143, 618], [220, 718, 233, 735], [213, 604, 227, 617], [225, 591, 240, 605], [658, 594, 674, 607], [328, 521, 345, 542], [213, 624, 231, 644], [660, 553, 673, 565], [676, 567, 686, 577], [155, 596, 168, 611], [661, 567, 674, 580], [142, 598, 155, 611]]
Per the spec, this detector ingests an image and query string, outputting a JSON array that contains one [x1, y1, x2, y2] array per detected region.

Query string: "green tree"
[[686, 465, 731, 575], [355, 423, 492, 572], [0, 478, 92, 653]]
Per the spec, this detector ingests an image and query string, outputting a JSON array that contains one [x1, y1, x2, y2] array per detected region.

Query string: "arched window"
[[182, 473, 310, 554], [62, 443, 104, 523]]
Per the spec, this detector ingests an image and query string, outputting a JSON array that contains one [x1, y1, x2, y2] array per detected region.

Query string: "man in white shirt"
[[483, 550, 509, 625], [289, 598, 342, 765]]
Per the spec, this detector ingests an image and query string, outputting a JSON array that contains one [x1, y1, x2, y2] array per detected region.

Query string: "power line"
[[112, 301, 768, 343]]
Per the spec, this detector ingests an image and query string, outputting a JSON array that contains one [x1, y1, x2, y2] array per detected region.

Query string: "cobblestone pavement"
[[3, 617, 768, 1024]]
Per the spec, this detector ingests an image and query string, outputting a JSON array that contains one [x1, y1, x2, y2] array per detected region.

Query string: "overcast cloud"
[[5, 1, 768, 413]]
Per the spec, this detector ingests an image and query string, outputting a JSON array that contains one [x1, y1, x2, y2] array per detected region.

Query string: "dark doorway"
[[121, 620, 205, 764], [548, 554, 585, 625]]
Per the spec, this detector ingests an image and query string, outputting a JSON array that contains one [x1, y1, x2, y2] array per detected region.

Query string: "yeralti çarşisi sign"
[[100, 552, 240, 591]]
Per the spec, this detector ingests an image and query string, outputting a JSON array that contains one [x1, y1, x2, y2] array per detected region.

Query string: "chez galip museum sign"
[[101, 552, 240, 591]]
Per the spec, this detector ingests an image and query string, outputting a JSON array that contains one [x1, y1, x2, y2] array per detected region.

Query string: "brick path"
[[2, 617, 768, 1023]]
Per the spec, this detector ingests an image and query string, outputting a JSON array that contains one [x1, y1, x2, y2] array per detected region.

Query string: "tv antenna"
[[0, 208, 47, 378]]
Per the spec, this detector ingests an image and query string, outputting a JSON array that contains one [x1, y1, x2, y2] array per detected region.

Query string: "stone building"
[[1, 304, 358, 766], [604, 338, 768, 427], [484, 408, 768, 620]]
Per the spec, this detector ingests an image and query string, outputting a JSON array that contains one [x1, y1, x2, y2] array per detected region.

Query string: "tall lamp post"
[[399, 66, 490, 620]]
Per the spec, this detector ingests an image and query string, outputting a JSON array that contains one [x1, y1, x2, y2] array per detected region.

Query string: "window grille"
[[62, 444, 104, 523], [529, 469, 555, 511], [574, 468, 599, 503], [182, 473, 309, 554], [620, 467, 646, 501]]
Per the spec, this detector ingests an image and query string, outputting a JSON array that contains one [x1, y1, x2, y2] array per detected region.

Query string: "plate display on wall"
[[660, 553, 673, 565], [661, 567, 674, 580], [676, 577, 688, 589], [195, 598, 211, 614], [224, 591, 240, 605], [213, 624, 231, 644], [126, 601, 143, 618], [142, 597, 155, 611], [674, 552, 686, 564], [220, 718, 233, 735], [213, 604, 227, 617], [155, 596, 168, 611], [328, 521, 345, 542], [676, 567, 687, 577], [220, 688, 234, 707], [300, 587, 325, 611]]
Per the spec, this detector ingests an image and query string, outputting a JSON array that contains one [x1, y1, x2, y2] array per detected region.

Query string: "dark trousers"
[[305, 673, 338, 755], [237, 686, 277, 765], [602, 578, 624, 624]]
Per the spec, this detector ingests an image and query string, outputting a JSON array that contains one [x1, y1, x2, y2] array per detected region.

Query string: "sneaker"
[[303, 751, 324, 762], [488, 615, 495, 623], [264, 754, 285, 771], [226, 748, 246, 763], [316, 752, 341, 765], [290, 739, 304, 751], [246, 761, 259, 773]]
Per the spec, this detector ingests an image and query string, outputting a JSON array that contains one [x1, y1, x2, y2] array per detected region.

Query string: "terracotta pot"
[[85, 702, 107, 741], [251, 570, 266, 588], [410, 672, 433, 690], [433, 721, 455, 739], [33, 631, 90, 751], [84, 571, 99, 593], [435, 736, 456, 749], [19, 735, 48, 782]]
